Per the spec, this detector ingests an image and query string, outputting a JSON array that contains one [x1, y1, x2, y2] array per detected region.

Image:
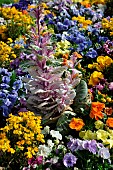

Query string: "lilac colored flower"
[[98, 147, 110, 160], [67, 138, 82, 152], [109, 82, 113, 90], [10, 58, 20, 69], [86, 48, 98, 58], [82, 140, 97, 154], [94, 22, 102, 29], [97, 143, 104, 149], [63, 153, 77, 168]]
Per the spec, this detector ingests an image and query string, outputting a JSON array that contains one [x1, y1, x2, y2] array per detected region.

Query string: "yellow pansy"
[[41, 3, 48, 8], [88, 71, 104, 86], [88, 63, 102, 71], [79, 131, 86, 138], [96, 129, 109, 141], [97, 56, 113, 68], [95, 120, 104, 129], [103, 139, 113, 149], [79, 130, 97, 140]]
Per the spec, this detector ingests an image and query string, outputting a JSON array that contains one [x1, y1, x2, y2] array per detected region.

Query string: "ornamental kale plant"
[[20, 6, 82, 123]]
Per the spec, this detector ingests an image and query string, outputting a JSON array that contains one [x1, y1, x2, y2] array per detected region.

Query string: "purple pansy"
[[67, 138, 82, 152], [82, 140, 97, 154], [63, 153, 77, 168]]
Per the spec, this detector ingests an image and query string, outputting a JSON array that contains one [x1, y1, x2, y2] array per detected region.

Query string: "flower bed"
[[0, 0, 113, 169]]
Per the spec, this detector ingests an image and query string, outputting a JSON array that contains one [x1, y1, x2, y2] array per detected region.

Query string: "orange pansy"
[[104, 107, 113, 116], [90, 102, 105, 120], [106, 118, 113, 128], [69, 118, 85, 131]]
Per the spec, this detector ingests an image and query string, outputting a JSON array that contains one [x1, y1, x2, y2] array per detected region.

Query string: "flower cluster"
[[0, 111, 44, 168], [0, 6, 34, 40], [0, 41, 17, 66], [66, 138, 111, 164], [0, 68, 23, 117], [79, 119, 113, 149], [23, 130, 111, 170]]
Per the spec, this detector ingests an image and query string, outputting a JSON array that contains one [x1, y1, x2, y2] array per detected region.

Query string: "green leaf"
[[74, 80, 88, 102], [72, 80, 88, 114], [10, 71, 16, 86]]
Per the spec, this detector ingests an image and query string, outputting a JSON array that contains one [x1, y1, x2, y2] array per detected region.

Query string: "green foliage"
[[74, 80, 88, 102], [0, 0, 14, 6], [72, 80, 89, 114]]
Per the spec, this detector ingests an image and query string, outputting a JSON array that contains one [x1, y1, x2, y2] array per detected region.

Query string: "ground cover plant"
[[0, 0, 113, 169]]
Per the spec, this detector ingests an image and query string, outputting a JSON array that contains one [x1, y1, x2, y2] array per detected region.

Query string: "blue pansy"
[[7, 92, 18, 104], [0, 91, 6, 98], [2, 76, 10, 84], [63, 18, 72, 27], [86, 48, 98, 58], [57, 22, 68, 31], [13, 80, 23, 91], [0, 83, 10, 89], [4, 98, 12, 107]]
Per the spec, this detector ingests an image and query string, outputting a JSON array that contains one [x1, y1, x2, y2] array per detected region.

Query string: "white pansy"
[[38, 144, 52, 157], [47, 139, 54, 148], [50, 130, 62, 140]]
